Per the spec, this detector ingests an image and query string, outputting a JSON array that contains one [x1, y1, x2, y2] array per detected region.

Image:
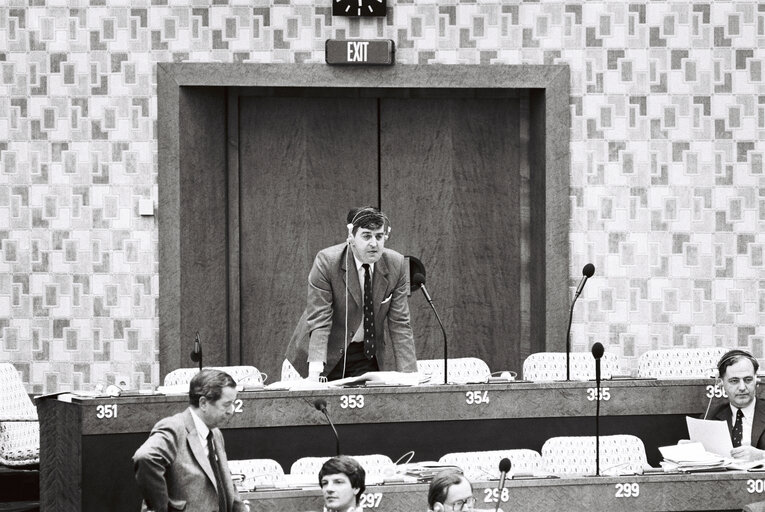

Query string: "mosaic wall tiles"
[[0, 1, 764, 391]]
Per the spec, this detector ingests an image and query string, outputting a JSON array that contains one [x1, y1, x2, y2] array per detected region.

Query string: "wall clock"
[[333, 0, 387, 17]]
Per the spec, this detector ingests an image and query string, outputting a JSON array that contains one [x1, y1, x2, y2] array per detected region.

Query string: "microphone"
[[314, 398, 341, 456], [190, 332, 203, 371], [412, 273, 448, 385], [494, 458, 511, 512], [591, 342, 604, 476], [566, 263, 596, 380]]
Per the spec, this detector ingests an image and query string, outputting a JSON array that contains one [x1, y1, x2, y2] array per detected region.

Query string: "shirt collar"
[[190, 406, 211, 440], [731, 399, 757, 418], [352, 253, 374, 274]]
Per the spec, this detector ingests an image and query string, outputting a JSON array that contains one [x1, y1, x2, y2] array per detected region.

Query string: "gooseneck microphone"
[[494, 458, 511, 512], [314, 398, 341, 456], [190, 332, 203, 371], [592, 342, 604, 476], [566, 264, 595, 380], [412, 273, 448, 385]]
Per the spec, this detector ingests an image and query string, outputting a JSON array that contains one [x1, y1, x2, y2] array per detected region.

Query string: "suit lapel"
[[341, 246, 362, 309], [183, 409, 217, 490], [712, 403, 734, 434], [373, 255, 390, 316], [751, 400, 765, 447]]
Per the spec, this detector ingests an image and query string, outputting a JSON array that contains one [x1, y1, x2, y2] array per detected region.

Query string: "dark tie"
[[732, 408, 744, 448], [207, 431, 228, 512], [362, 264, 376, 360]]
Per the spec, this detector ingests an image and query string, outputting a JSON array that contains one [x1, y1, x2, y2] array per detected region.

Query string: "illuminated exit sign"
[[325, 39, 395, 66]]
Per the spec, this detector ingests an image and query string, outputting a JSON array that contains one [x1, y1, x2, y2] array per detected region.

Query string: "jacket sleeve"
[[386, 256, 417, 372], [305, 251, 335, 364], [133, 418, 180, 512]]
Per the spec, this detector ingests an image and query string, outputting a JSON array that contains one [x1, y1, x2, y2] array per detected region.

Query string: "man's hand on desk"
[[731, 445, 765, 461]]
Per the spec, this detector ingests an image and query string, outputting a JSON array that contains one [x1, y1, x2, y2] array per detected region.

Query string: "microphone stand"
[[595, 354, 601, 476], [566, 300, 575, 381], [421, 286, 448, 385]]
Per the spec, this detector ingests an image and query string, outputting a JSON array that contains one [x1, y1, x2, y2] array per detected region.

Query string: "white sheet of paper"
[[686, 416, 734, 458]]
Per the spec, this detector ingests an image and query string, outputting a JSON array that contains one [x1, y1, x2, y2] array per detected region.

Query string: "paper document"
[[686, 416, 734, 458]]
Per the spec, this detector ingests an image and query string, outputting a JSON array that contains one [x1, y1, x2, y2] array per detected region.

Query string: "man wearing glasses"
[[427, 471, 504, 512]]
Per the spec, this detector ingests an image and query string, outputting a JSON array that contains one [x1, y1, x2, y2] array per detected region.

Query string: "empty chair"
[[637, 347, 728, 379], [416, 358, 491, 384], [522, 352, 619, 381], [290, 454, 394, 482], [228, 458, 285, 490], [0, 363, 39, 466], [541, 435, 648, 476], [438, 449, 542, 481], [281, 359, 303, 381], [163, 366, 264, 387]]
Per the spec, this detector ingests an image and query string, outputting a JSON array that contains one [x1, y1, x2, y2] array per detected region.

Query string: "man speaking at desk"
[[286, 206, 417, 381], [133, 369, 248, 512], [709, 349, 765, 461]]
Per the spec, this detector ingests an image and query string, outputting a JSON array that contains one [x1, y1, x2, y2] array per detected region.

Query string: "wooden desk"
[[243, 472, 765, 512], [36, 379, 724, 512]]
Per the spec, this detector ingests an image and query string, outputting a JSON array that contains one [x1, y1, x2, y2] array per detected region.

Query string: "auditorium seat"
[[289, 454, 394, 483], [416, 358, 491, 384], [541, 435, 649, 476], [0, 363, 39, 467], [438, 449, 542, 480], [162, 366, 264, 387], [228, 458, 285, 490], [637, 347, 727, 379], [522, 352, 619, 381], [280, 359, 303, 381]]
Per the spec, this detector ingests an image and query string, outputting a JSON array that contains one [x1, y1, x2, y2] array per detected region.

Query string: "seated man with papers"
[[707, 349, 765, 461]]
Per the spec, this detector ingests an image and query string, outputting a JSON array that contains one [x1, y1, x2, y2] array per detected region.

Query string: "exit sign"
[[325, 39, 395, 66]]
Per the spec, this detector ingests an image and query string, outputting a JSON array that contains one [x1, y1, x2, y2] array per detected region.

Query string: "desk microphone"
[[592, 342, 604, 476], [412, 273, 448, 385], [494, 458, 511, 512], [567, 263, 595, 380], [190, 332, 203, 371], [314, 398, 341, 456]]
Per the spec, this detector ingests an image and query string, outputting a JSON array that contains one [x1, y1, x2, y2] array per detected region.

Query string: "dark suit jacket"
[[286, 243, 417, 377], [709, 398, 765, 449], [133, 408, 247, 512]]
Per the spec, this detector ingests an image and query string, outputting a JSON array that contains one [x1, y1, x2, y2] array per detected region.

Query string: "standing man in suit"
[[286, 206, 417, 381], [709, 349, 765, 461], [133, 369, 248, 512]]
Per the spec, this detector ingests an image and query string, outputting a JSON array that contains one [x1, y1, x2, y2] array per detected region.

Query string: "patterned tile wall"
[[0, 1, 763, 392]]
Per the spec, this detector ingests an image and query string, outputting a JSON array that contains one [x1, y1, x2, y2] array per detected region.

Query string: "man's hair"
[[188, 368, 237, 407], [718, 349, 759, 378], [318, 455, 366, 504], [347, 206, 389, 236], [427, 470, 469, 508]]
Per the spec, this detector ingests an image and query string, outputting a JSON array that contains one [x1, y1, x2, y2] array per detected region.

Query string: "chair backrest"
[[522, 352, 619, 381], [541, 435, 648, 475], [281, 359, 303, 382], [637, 347, 728, 379], [0, 363, 40, 466], [163, 366, 263, 387], [289, 454, 394, 480], [438, 449, 542, 481], [228, 458, 285, 489], [416, 358, 491, 384]]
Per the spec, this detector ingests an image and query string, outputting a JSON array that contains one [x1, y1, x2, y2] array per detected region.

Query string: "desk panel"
[[37, 379, 726, 512], [244, 473, 765, 512]]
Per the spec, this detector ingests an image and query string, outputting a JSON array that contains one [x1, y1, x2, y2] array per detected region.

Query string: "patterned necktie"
[[732, 408, 744, 448], [207, 431, 228, 512], [362, 264, 376, 360]]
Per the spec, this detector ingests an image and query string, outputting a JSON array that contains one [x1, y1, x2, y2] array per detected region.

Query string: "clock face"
[[333, 0, 387, 17]]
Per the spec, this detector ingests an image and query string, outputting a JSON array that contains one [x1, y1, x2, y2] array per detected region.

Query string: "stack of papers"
[[328, 371, 431, 388], [659, 442, 726, 472], [397, 462, 463, 481]]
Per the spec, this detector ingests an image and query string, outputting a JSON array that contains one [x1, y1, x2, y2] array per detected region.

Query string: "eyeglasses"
[[445, 496, 475, 511]]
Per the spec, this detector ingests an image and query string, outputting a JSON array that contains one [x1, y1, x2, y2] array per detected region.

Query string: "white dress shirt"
[[731, 399, 756, 447]]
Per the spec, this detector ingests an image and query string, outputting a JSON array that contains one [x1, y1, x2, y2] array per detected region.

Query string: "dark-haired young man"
[[286, 206, 417, 381], [315, 455, 366, 512], [133, 368, 248, 512], [709, 349, 765, 461]]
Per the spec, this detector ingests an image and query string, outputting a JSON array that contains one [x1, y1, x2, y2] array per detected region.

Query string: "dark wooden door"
[[238, 96, 378, 381]]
